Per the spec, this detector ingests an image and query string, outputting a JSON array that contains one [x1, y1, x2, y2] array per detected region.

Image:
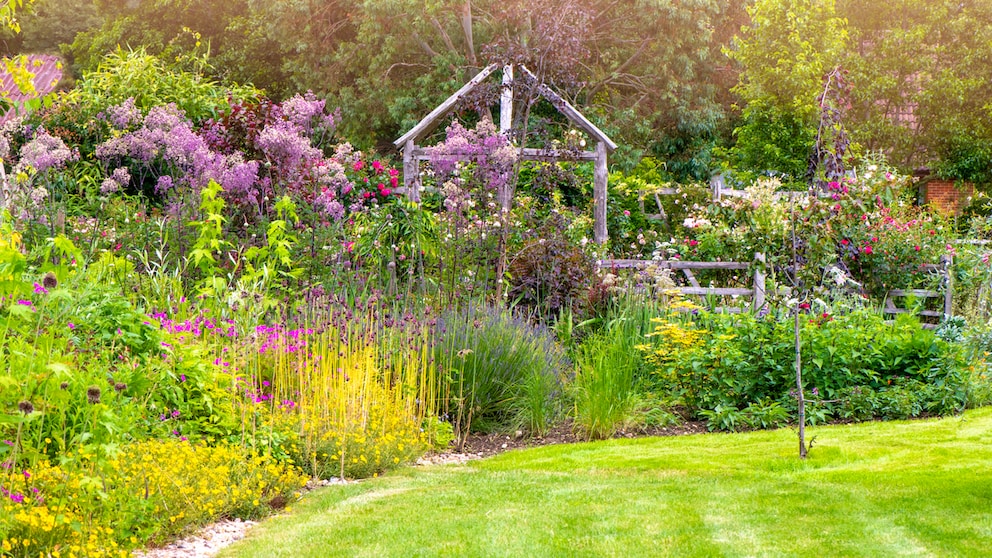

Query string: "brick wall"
[[923, 180, 973, 214]]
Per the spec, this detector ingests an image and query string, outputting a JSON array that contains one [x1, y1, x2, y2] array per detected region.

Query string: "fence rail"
[[597, 253, 952, 325], [597, 253, 767, 313]]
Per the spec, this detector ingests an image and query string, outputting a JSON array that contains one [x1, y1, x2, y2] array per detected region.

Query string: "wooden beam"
[[753, 252, 766, 312], [593, 141, 608, 244], [519, 66, 618, 153], [596, 259, 750, 270], [680, 287, 754, 296], [409, 147, 599, 161], [394, 64, 498, 148]]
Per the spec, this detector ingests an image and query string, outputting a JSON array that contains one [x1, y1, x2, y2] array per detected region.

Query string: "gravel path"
[[132, 518, 258, 558]]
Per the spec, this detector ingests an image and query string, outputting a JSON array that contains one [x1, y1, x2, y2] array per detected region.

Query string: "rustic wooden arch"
[[394, 64, 617, 243]]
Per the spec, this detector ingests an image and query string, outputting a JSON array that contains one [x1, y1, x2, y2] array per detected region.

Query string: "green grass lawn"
[[221, 409, 992, 557]]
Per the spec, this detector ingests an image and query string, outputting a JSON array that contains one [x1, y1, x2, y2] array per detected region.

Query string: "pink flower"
[[914, 245, 921, 251], [363, 191, 372, 199], [864, 245, 874, 255], [623, 210, 630, 217], [372, 160, 384, 173], [353, 160, 365, 171], [390, 176, 399, 187], [381, 188, 391, 196], [389, 168, 399, 178], [841, 239, 850, 246]]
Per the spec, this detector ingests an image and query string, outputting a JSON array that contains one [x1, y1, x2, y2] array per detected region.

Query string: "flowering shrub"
[[673, 162, 954, 298], [0, 440, 305, 555]]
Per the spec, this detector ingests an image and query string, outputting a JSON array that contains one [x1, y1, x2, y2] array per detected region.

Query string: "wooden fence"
[[597, 253, 953, 325], [596, 254, 767, 314], [881, 256, 953, 328]]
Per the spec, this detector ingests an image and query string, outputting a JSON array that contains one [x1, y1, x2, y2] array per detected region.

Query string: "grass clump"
[[435, 306, 567, 448]]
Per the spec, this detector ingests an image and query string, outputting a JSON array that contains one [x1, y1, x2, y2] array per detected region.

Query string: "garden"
[[2, 0, 992, 556]]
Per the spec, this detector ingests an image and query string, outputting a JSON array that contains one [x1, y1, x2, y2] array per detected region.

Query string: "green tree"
[[726, 0, 849, 183], [840, 0, 992, 183]]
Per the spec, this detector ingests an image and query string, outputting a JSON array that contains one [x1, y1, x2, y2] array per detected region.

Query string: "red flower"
[[864, 245, 873, 255], [841, 238, 850, 246], [914, 245, 921, 251]]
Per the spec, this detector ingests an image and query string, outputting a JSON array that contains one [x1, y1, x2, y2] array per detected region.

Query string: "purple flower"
[[33, 283, 48, 295], [104, 98, 143, 130], [15, 128, 78, 174]]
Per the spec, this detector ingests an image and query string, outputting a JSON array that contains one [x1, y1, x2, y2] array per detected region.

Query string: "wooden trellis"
[[393, 64, 618, 243]]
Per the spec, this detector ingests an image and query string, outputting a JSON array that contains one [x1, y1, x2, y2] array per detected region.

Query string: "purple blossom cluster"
[[14, 128, 79, 175], [92, 95, 369, 221], [426, 119, 517, 198], [103, 97, 143, 130]]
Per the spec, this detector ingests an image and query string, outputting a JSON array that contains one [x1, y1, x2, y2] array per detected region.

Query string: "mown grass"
[[221, 408, 992, 557]]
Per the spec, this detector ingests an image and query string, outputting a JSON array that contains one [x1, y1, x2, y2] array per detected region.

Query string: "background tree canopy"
[[4, 0, 991, 185]]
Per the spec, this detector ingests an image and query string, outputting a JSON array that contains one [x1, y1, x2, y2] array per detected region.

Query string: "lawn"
[[220, 408, 992, 557]]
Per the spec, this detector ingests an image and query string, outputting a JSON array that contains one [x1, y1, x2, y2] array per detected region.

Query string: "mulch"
[[455, 419, 709, 458]]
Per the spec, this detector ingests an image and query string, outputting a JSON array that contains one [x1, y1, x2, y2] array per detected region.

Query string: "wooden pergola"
[[394, 65, 617, 243]]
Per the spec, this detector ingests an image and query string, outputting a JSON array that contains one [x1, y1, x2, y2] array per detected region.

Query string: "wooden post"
[[403, 140, 421, 202], [593, 141, 608, 244], [500, 65, 513, 134], [753, 252, 766, 313], [942, 254, 953, 317], [711, 173, 723, 201]]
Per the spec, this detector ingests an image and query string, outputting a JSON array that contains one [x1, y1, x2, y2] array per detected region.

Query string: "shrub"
[[0, 440, 306, 555], [508, 232, 595, 320], [434, 306, 567, 447], [637, 306, 968, 427], [252, 322, 436, 480]]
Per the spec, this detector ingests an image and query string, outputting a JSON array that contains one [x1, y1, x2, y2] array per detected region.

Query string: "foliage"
[[507, 228, 594, 320], [841, 0, 992, 179], [572, 321, 643, 440], [725, 0, 849, 183], [250, 319, 436, 480], [70, 48, 261, 125], [434, 306, 566, 446], [0, 440, 305, 555], [637, 305, 967, 428]]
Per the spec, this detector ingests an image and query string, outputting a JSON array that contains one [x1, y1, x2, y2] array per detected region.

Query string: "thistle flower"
[[87, 386, 102, 404], [42, 272, 58, 291], [17, 400, 33, 414]]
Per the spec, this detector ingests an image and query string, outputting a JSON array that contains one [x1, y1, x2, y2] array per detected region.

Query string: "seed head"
[[42, 272, 58, 291], [17, 401, 34, 415], [86, 386, 102, 404]]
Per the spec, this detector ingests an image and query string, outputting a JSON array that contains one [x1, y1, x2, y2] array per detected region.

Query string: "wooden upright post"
[[500, 65, 513, 134], [593, 141, 608, 244], [403, 140, 421, 202], [753, 252, 766, 313], [942, 254, 953, 317]]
